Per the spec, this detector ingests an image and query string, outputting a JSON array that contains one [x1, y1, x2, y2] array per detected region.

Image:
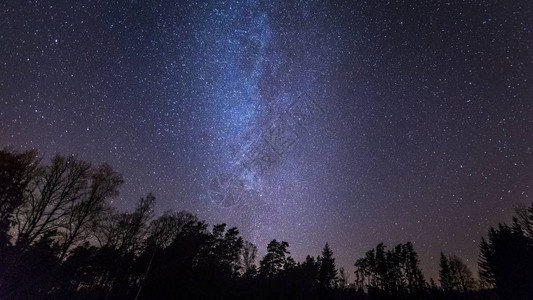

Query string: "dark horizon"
[[0, 148, 532, 299]]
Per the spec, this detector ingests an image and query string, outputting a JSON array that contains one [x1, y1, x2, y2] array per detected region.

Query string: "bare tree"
[[58, 163, 123, 259], [13, 155, 91, 249], [449, 255, 476, 292], [9, 154, 123, 259], [93, 194, 155, 254]]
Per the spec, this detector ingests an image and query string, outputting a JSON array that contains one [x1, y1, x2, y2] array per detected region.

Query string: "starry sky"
[[1, 0, 532, 281]]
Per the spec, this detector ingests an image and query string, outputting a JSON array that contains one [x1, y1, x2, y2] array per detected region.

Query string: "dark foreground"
[[1, 149, 532, 299]]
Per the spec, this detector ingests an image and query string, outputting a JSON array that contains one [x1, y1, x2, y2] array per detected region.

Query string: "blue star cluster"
[[1, 0, 531, 280]]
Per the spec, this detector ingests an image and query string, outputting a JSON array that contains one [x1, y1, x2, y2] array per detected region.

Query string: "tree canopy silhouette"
[[439, 252, 476, 292], [0, 148, 531, 300], [354, 242, 426, 296], [479, 203, 533, 299]]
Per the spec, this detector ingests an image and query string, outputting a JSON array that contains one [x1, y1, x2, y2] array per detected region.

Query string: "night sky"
[[1, 0, 532, 281]]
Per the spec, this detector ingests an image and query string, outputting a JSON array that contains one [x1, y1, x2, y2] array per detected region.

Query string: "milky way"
[[1, 0, 532, 280]]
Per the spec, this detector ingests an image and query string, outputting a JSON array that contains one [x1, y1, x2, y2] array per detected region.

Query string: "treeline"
[[0, 149, 532, 299]]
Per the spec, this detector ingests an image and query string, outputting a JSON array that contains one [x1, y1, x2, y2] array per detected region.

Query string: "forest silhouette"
[[0, 149, 531, 300]]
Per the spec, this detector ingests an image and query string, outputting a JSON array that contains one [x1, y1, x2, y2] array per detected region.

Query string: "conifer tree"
[[439, 252, 453, 291], [318, 243, 338, 289]]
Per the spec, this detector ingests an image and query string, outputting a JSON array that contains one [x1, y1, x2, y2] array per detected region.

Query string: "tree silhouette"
[[401, 242, 426, 293], [139, 212, 212, 299], [0, 149, 39, 282], [0, 149, 38, 244], [1, 148, 532, 300], [440, 252, 476, 292], [318, 242, 338, 290], [92, 193, 153, 254], [145, 210, 199, 249], [449, 255, 476, 292], [58, 163, 123, 259], [514, 203, 533, 238], [8, 153, 123, 260], [13, 155, 91, 250], [259, 240, 293, 278], [439, 252, 453, 291], [354, 242, 426, 297], [479, 203, 533, 299]]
